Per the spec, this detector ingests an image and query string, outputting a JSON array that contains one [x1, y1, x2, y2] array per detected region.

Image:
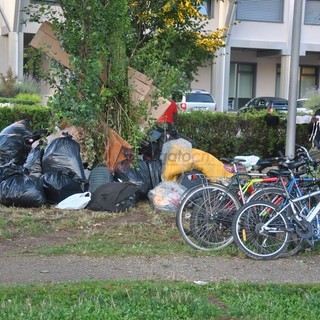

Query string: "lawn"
[[1, 201, 320, 319], [1, 280, 320, 319]]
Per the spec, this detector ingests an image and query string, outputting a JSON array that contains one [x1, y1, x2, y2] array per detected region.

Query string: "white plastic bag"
[[148, 181, 187, 212], [55, 192, 91, 210]]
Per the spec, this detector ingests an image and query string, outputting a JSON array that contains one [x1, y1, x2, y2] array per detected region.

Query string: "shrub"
[[175, 111, 310, 159], [304, 87, 320, 111], [0, 67, 17, 98], [15, 92, 41, 104], [0, 105, 50, 131], [14, 75, 41, 95]]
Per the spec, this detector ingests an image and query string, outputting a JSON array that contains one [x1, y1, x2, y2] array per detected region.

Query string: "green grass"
[[0, 280, 319, 319], [0, 201, 318, 258], [1, 203, 320, 319]]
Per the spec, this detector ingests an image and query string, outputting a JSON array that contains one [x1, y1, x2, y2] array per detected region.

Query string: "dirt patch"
[[1, 206, 320, 285], [0, 210, 151, 257]]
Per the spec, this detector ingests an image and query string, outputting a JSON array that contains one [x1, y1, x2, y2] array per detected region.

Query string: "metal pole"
[[285, 0, 303, 159]]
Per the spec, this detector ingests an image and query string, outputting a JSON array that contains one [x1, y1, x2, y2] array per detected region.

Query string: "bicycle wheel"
[[248, 187, 286, 203], [248, 187, 304, 257], [232, 200, 290, 260], [250, 188, 320, 257], [176, 183, 241, 251]]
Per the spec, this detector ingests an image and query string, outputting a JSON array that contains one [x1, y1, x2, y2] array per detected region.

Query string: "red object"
[[180, 102, 187, 111], [157, 100, 178, 124]]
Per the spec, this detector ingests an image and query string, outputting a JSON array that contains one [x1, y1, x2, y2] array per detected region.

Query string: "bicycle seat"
[[279, 160, 306, 171], [220, 158, 246, 164], [267, 169, 291, 178], [251, 159, 273, 172]]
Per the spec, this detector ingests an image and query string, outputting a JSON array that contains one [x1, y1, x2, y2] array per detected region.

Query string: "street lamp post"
[[285, 0, 304, 159]]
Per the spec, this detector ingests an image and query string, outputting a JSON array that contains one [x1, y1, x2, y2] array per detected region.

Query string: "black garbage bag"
[[41, 170, 88, 204], [0, 171, 47, 207], [139, 128, 167, 161], [87, 182, 139, 212], [23, 143, 44, 177], [114, 160, 153, 198], [0, 162, 27, 179], [42, 133, 87, 180], [0, 119, 33, 136], [0, 134, 31, 165], [147, 159, 162, 188]]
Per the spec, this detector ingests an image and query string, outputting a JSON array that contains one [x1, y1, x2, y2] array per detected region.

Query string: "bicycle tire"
[[248, 187, 302, 257], [249, 188, 320, 257], [176, 183, 241, 251], [232, 200, 290, 260]]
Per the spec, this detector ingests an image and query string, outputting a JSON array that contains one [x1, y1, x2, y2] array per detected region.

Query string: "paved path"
[[1, 254, 319, 285]]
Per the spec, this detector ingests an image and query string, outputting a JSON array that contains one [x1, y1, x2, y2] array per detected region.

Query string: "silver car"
[[178, 89, 217, 112]]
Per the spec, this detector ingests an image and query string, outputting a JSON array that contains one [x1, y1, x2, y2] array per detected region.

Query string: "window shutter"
[[305, 0, 320, 25], [236, 0, 284, 23]]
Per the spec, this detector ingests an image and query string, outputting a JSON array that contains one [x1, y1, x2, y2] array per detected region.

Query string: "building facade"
[[196, 0, 320, 111], [1, 1, 320, 111]]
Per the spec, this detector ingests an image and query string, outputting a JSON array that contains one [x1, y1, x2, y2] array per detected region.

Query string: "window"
[[31, 0, 56, 3], [199, 1, 212, 18], [305, 0, 320, 25], [229, 63, 256, 109], [236, 0, 284, 23], [299, 66, 319, 97]]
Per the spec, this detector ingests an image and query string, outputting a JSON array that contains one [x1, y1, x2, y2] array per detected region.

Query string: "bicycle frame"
[[259, 188, 320, 236]]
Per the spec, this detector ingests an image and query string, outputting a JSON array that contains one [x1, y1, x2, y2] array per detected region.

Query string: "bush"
[[0, 105, 50, 131], [15, 92, 41, 104], [304, 88, 320, 112], [14, 75, 41, 95], [0, 67, 17, 98], [0, 106, 310, 160], [175, 111, 310, 159], [0, 97, 40, 106]]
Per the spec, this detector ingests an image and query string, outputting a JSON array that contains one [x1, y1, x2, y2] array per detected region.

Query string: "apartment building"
[[197, 0, 320, 111], [1, 1, 320, 111]]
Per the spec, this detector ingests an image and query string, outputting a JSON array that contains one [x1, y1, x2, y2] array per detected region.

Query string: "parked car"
[[238, 97, 288, 113], [177, 89, 216, 112], [297, 98, 313, 114]]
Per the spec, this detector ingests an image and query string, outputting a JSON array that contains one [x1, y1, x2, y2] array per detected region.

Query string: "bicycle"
[[246, 146, 320, 256], [176, 147, 320, 252], [176, 157, 282, 251], [232, 168, 320, 260]]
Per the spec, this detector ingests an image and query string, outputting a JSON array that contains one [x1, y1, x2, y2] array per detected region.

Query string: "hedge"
[[0, 106, 311, 160], [0, 105, 51, 131], [175, 111, 311, 159]]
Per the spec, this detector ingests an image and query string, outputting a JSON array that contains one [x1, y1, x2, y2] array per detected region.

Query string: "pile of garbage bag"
[[0, 120, 232, 212]]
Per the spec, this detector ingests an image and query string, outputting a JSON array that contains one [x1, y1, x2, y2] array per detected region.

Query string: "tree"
[[128, 0, 227, 96], [23, 0, 228, 166]]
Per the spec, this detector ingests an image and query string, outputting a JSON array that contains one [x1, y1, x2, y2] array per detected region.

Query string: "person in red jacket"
[[157, 100, 178, 131]]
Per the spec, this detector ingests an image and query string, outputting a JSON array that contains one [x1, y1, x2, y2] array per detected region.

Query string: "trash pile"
[[0, 120, 232, 212]]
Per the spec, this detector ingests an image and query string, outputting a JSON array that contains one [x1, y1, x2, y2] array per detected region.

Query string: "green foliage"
[[14, 93, 41, 103], [0, 96, 40, 105], [304, 88, 320, 111], [175, 111, 310, 158], [22, 1, 228, 166], [23, 0, 146, 166], [0, 67, 18, 98], [0, 105, 50, 131], [130, 27, 192, 97], [14, 75, 41, 95], [128, 2, 224, 95], [0, 105, 310, 161]]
